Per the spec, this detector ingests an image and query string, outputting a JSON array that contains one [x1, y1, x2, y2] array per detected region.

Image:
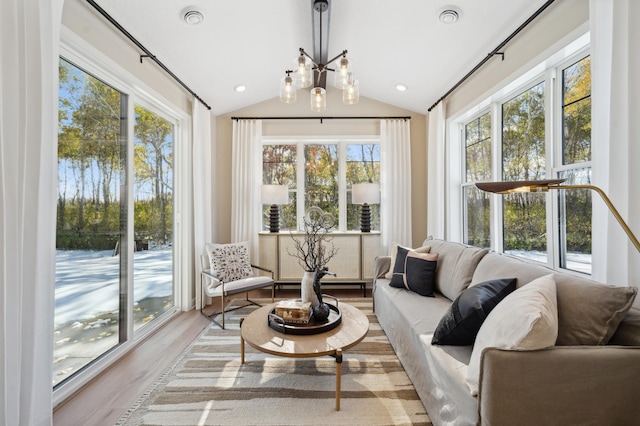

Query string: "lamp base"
[[269, 204, 280, 233], [360, 203, 371, 233]]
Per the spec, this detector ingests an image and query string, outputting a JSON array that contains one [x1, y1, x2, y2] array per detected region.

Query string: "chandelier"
[[279, 0, 359, 112]]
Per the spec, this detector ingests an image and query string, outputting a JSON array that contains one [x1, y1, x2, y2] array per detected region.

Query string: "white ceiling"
[[91, 0, 550, 115]]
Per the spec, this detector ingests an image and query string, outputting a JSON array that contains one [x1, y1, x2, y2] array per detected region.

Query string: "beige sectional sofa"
[[372, 238, 640, 426]]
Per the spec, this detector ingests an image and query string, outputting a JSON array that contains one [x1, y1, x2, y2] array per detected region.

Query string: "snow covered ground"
[[55, 248, 173, 327], [53, 248, 173, 386], [505, 250, 592, 274]]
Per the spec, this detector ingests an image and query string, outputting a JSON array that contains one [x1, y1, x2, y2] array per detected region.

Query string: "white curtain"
[[380, 119, 412, 253], [427, 102, 446, 240], [590, 0, 640, 302], [1, 0, 63, 424], [231, 120, 263, 260], [192, 100, 214, 309]]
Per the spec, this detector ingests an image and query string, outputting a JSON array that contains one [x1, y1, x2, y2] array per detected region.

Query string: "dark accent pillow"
[[389, 246, 438, 297], [432, 278, 517, 345]]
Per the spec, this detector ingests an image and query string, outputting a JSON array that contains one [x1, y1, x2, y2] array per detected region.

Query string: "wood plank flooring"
[[52, 287, 367, 426]]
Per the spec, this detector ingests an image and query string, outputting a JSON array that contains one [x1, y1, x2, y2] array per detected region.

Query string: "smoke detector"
[[182, 8, 204, 25], [439, 7, 461, 24]]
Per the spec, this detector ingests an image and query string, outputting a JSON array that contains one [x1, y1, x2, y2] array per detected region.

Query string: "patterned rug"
[[117, 298, 431, 426]]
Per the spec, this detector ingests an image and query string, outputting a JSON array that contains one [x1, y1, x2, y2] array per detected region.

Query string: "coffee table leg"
[[335, 348, 343, 411]]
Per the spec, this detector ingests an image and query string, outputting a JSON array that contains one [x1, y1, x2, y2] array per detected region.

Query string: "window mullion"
[[297, 141, 305, 230], [491, 102, 503, 253]]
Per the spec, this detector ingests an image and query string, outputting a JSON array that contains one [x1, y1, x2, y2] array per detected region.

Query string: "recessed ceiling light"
[[439, 7, 461, 24], [234, 84, 246, 93], [395, 83, 408, 92], [182, 9, 204, 25]]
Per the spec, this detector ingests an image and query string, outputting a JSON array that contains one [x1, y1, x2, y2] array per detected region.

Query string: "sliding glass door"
[[54, 58, 175, 387], [133, 105, 174, 331]]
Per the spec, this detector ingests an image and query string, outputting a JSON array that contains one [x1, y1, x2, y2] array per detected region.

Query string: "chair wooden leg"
[[271, 283, 274, 302]]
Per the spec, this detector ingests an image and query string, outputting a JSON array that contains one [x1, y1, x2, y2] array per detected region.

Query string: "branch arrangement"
[[287, 207, 339, 272]]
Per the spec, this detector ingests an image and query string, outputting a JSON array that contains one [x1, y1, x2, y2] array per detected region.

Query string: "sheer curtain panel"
[[380, 119, 412, 253], [590, 0, 640, 303], [427, 102, 446, 240], [192, 100, 214, 309], [1, 0, 64, 424], [231, 120, 263, 259]]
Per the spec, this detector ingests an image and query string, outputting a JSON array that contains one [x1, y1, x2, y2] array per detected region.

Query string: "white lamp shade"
[[352, 183, 380, 204], [261, 185, 289, 205]]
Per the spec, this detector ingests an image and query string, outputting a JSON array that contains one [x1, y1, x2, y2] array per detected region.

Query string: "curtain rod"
[[231, 116, 411, 121], [427, 0, 556, 112], [85, 0, 212, 111]]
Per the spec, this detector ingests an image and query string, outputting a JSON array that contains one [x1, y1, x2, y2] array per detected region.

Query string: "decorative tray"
[[268, 300, 342, 335]]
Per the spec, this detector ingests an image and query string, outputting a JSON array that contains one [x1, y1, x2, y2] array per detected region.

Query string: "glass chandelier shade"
[[310, 87, 326, 112], [334, 55, 351, 89], [296, 54, 313, 88], [279, 73, 297, 103], [342, 73, 359, 105], [279, 48, 358, 110]]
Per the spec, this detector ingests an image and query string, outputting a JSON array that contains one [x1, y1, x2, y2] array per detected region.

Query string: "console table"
[[258, 231, 381, 296]]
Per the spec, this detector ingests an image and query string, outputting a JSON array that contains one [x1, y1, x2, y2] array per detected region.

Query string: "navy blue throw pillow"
[[389, 246, 438, 297], [431, 278, 517, 345]]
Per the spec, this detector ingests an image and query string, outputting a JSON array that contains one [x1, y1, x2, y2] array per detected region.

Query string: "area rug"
[[117, 298, 431, 426]]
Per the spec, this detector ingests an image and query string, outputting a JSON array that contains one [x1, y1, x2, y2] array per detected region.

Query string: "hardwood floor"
[[52, 286, 367, 426]]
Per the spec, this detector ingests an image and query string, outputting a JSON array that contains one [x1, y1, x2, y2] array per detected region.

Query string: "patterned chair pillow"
[[205, 241, 253, 283]]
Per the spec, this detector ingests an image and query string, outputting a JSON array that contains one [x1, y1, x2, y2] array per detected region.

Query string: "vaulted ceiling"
[[91, 0, 551, 115]]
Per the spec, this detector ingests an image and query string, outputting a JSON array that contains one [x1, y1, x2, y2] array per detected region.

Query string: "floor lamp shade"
[[262, 185, 289, 232], [352, 183, 380, 232]]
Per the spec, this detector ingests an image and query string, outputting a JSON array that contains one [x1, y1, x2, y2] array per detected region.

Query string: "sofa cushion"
[[472, 252, 638, 345], [554, 279, 637, 345], [389, 247, 438, 297], [385, 243, 430, 279], [431, 278, 517, 346], [427, 239, 489, 301], [466, 274, 558, 396]]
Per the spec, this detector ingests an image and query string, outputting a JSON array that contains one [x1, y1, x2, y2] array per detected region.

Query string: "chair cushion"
[[205, 241, 253, 283], [205, 276, 273, 297]]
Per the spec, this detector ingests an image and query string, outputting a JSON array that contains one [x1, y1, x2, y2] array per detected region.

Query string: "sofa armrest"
[[373, 255, 391, 281], [479, 345, 640, 426]]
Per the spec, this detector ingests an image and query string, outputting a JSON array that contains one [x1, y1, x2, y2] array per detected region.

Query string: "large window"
[[262, 139, 380, 231], [463, 113, 492, 248], [55, 58, 177, 388], [460, 49, 591, 273], [502, 82, 547, 257]]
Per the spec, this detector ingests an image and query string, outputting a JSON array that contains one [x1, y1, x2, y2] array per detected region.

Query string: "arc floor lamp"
[[475, 179, 640, 253]]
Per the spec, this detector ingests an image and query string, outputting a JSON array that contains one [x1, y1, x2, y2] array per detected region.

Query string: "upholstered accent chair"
[[201, 242, 274, 328]]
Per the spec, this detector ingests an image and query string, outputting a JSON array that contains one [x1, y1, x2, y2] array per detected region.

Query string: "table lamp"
[[352, 183, 380, 233], [475, 179, 640, 253], [261, 185, 289, 233]]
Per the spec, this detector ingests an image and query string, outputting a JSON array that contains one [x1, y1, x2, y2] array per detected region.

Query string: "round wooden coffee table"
[[240, 301, 369, 411]]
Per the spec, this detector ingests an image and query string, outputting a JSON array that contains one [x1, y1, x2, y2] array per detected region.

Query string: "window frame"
[[55, 29, 189, 404], [452, 34, 591, 274], [262, 135, 381, 232]]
